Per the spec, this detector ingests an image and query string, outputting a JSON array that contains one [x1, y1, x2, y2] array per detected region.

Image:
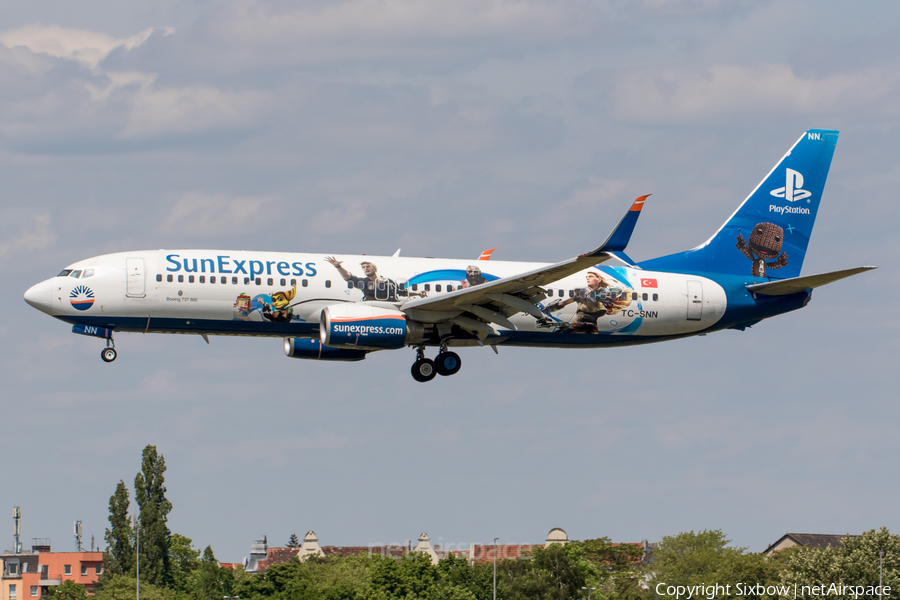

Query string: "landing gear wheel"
[[435, 351, 462, 376], [101, 348, 117, 363], [411, 358, 437, 382]]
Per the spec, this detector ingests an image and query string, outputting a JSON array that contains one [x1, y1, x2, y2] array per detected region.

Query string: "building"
[[1, 543, 103, 600], [241, 527, 645, 570], [763, 533, 859, 555]]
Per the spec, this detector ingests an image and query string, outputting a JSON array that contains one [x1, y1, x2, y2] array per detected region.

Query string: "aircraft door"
[[126, 258, 146, 298], [687, 280, 703, 321]]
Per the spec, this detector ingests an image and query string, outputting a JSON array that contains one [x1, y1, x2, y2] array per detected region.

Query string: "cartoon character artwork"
[[233, 293, 252, 320], [736, 222, 788, 277], [261, 285, 298, 322], [540, 269, 633, 333], [459, 265, 487, 288], [231, 286, 302, 323]]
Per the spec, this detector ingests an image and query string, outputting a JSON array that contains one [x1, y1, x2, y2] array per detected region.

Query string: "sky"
[[2, 0, 899, 562]]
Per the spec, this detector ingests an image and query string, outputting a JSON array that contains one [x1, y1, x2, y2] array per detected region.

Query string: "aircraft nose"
[[24, 279, 52, 314]]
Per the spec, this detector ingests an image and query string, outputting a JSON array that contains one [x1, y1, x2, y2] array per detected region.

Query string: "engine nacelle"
[[320, 304, 425, 350], [284, 337, 367, 361]]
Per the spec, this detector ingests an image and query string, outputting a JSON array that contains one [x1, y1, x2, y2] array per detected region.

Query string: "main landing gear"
[[410, 344, 462, 382], [101, 337, 117, 363]]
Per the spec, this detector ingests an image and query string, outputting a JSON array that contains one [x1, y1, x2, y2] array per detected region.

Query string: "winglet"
[[478, 248, 497, 261], [584, 195, 650, 257]]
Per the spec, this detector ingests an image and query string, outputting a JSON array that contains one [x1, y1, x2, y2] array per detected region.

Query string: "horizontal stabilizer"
[[746, 266, 876, 296]]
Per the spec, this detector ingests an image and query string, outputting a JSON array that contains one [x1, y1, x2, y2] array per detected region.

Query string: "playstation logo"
[[771, 168, 811, 202]]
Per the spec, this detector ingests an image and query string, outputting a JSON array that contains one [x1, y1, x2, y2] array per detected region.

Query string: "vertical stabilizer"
[[640, 129, 839, 279]]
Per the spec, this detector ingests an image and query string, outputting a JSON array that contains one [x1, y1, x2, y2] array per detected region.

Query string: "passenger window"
[[398, 280, 407, 291], [255, 277, 261, 285], [267, 278, 273, 286], [156, 274, 162, 282], [178, 275, 184, 283], [435, 284, 442, 292], [70, 270, 82, 278], [189, 276, 195, 283], [653, 293, 659, 301], [446, 285, 454, 292], [412, 284, 418, 291], [632, 292, 637, 300], [243, 277, 250, 284], [642, 293, 648, 301], [280, 278, 286, 286], [210, 276, 215, 284], [302, 279, 308, 287], [167, 275, 173, 283], [559, 289, 564, 297], [82, 269, 94, 278], [357, 281, 365, 289], [348, 281, 354, 289], [424, 284, 431, 292], [325, 280, 331, 288], [200, 276, 206, 283], [57, 270, 72, 277], [378, 280, 386, 291], [547, 289, 553, 297], [569, 290, 574, 298], [232, 277, 238, 284], [290, 279, 296, 287]]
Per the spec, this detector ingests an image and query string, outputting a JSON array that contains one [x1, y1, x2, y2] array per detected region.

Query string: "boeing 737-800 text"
[[24, 129, 874, 381]]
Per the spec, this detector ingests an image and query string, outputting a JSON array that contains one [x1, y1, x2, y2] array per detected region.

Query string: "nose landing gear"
[[410, 344, 462, 382]]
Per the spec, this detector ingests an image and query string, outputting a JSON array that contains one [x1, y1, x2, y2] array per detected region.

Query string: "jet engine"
[[284, 337, 367, 361], [320, 304, 426, 350]]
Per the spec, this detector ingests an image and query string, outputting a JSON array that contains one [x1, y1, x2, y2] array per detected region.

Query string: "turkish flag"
[[640, 278, 658, 288]]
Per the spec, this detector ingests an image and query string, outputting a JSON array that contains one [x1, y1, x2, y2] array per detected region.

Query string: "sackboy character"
[[736, 222, 789, 277]]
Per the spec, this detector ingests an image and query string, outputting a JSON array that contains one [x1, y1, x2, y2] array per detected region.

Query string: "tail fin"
[[640, 129, 839, 279]]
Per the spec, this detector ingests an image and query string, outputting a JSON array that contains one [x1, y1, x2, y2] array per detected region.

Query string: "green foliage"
[[102, 481, 134, 583], [45, 581, 87, 600], [135, 444, 174, 587], [573, 538, 647, 600], [498, 543, 592, 600], [189, 546, 233, 600], [169, 534, 201, 592], [649, 530, 777, 600], [287, 534, 300, 548], [92, 574, 183, 600], [779, 528, 900, 600]]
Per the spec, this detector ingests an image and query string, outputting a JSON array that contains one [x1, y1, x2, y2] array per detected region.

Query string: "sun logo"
[[69, 285, 95, 311]]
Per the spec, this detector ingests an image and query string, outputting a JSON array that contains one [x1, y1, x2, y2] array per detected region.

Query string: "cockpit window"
[[57, 270, 72, 277], [82, 269, 95, 278], [69, 270, 83, 279]]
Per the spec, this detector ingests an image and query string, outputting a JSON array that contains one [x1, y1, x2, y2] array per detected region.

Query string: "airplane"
[[24, 129, 874, 382]]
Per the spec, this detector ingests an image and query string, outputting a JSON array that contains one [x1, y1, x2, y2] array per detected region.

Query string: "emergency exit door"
[[686, 280, 703, 321]]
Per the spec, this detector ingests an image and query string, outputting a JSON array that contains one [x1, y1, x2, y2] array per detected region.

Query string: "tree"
[[134, 445, 173, 586], [169, 533, 201, 592], [648, 530, 776, 599], [286, 533, 300, 548], [499, 544, 592, 600], [189, 546, 231, 600], [779, 528, 900, 599], [101, 481, 133, 581], [92, 574, 180, 600], [45, 581, 87, 600]]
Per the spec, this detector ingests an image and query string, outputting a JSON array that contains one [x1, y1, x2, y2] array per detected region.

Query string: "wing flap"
[[746, 266, 876, 296]]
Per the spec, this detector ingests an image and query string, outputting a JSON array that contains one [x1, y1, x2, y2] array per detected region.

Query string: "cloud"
[[198, 0, 595, 66], [612, 63, 900, 123], [161, 192, 279, 237], [0, 214, 57, 258], [120, 86, 266, 138], [0, 24, 174, 69]]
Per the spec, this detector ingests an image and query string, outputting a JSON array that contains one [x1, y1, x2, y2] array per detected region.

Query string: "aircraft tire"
[[435, 351, 461, 376], [101, 348, 117, 363], [411, 358, 437, 382]]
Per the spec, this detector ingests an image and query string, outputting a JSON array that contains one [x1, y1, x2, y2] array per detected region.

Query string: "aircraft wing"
[[746, 266, 876, 296], [400, 196, 649, 331]]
